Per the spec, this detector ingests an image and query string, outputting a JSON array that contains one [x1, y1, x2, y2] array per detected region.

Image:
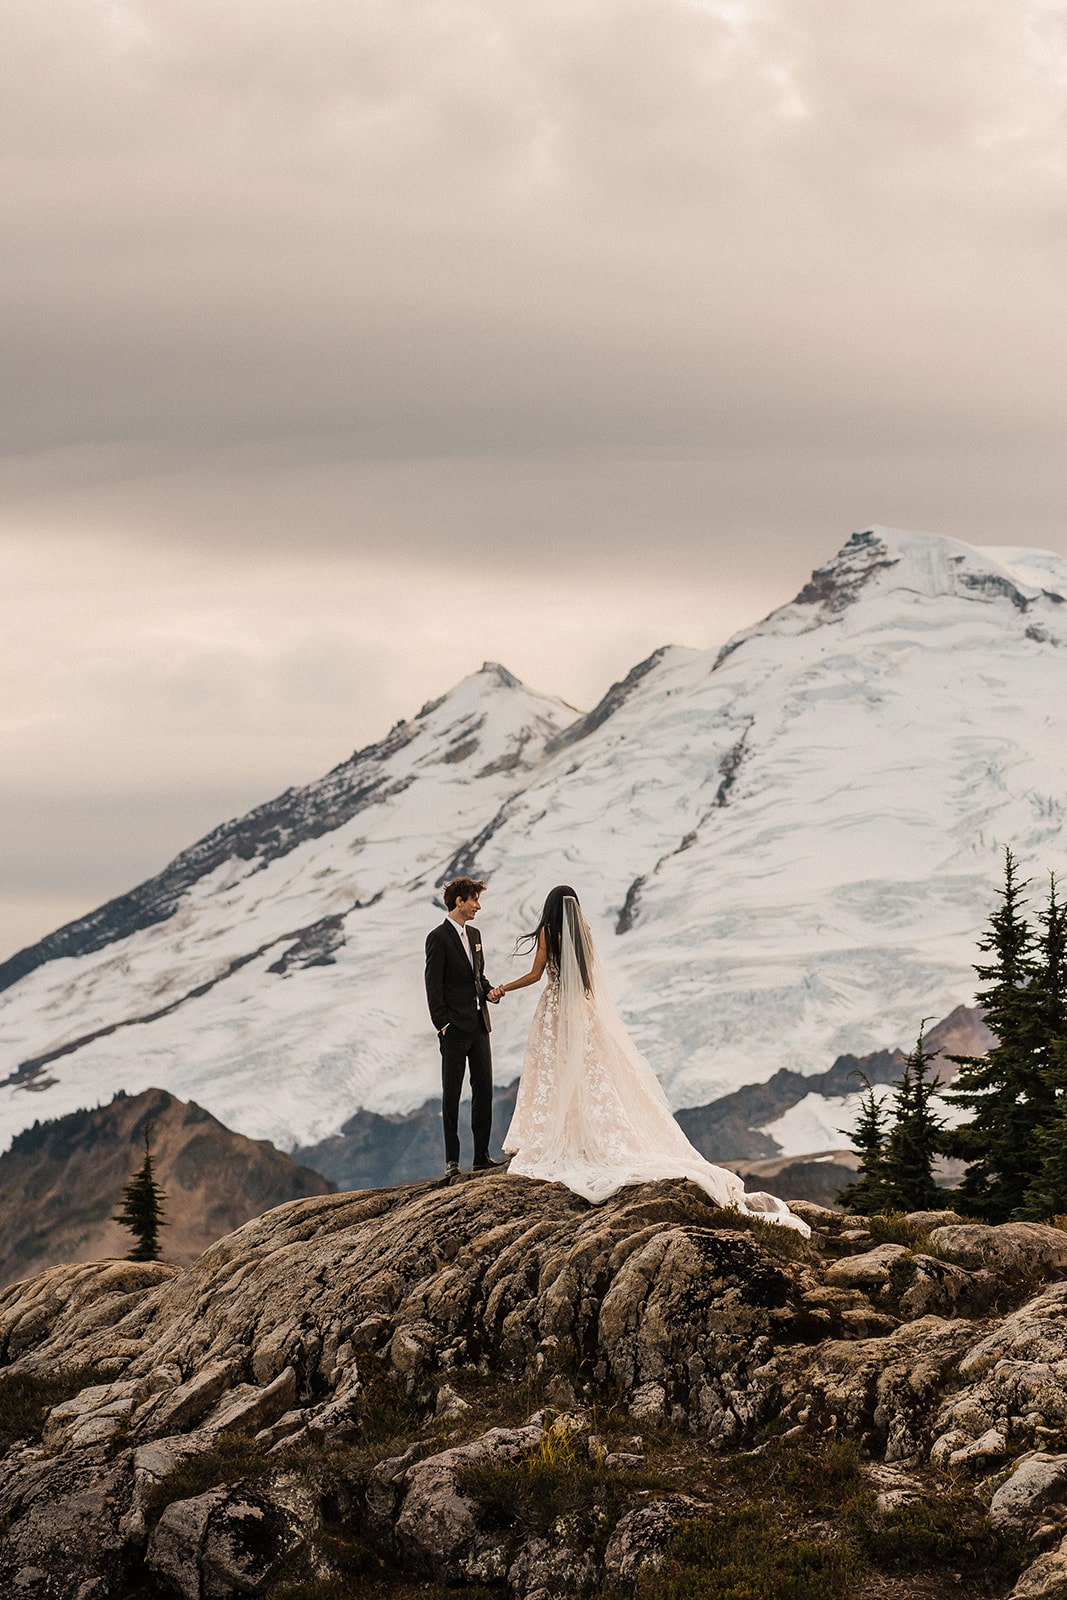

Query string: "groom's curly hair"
[[443, 877, 486, 910]]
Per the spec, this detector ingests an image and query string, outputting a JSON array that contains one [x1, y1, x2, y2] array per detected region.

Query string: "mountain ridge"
[[0, 1086, 333, 1289], [0, 526, 1063, 1153]]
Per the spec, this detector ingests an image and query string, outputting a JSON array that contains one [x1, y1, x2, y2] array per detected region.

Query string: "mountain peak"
[[791, 525, 1067, 620], [791, 527, 900, 614], [479, 661, 522, 688], [3, 523, 1066, 1159]]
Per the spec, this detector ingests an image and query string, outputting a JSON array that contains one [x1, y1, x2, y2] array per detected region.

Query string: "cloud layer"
[[7, 0, 1067, 549]]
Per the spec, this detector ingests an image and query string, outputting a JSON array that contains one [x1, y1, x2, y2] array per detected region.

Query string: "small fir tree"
[[944, 847, 1050, 1221], [1017, 877, 1067, 1219], [837, 1075, 892, 1214], [113, 1122, 167, 1262], [880, 1022, 945, 1213]]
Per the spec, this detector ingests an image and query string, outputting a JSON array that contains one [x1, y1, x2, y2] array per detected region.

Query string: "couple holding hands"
[[424, 877, 807, 1232]]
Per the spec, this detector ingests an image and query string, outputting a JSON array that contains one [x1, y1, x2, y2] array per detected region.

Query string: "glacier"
[[1, 525, 1065, 1155]]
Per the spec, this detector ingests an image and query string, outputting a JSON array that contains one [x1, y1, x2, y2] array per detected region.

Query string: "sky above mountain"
[[4, 1, 1067, 954]]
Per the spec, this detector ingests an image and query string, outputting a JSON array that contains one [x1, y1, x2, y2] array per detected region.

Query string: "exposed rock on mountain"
[[0, 528, 1061, 1158], [294, 1080, 522, 1191], [724, 1149, 864, 1208], [0, 1088, 333, 1289], [2, 1176, 1067, 1596]]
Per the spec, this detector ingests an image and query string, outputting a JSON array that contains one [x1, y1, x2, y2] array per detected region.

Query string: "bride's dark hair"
[[518, 885, 593, 994]]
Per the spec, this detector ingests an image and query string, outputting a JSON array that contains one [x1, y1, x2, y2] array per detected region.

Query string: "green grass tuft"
[[458, 1425, 669, 1548], [867, 1211, 940, 1254], [634, 1505, 862, 1600], [145, 1436, 272, 1516], [350, 1353, 430, 1446], [726, 1435, 866, 1515], [703, 1206, 821, 1264], [0, 1364, 115, 1452], [854, 1485, 1025, 1588]]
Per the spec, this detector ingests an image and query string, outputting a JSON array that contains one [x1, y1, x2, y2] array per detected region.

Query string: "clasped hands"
[[487, 986, 506, 1003]]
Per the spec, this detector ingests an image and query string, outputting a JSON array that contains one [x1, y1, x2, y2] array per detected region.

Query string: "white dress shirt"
[[446, 913, 474, 965]]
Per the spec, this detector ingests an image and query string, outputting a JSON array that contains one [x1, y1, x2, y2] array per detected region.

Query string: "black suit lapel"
[[468, 927, 483, 981]]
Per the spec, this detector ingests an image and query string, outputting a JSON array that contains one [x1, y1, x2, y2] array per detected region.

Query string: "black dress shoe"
[[472, 1155, 506, 1171], [445, 1160, 461, 1178]]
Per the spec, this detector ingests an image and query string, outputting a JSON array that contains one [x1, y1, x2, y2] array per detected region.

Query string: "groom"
[[424, 877, 503, 1178]]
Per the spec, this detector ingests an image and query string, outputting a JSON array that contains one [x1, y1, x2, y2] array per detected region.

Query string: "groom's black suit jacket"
[[424, 920, 495, 1037]]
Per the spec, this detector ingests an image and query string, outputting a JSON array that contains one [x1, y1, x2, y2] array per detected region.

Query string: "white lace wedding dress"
[[503, 899, 809, 1234]]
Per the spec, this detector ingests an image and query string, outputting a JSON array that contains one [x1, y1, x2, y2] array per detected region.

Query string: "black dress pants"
[[440, 1026, 493, 1165]]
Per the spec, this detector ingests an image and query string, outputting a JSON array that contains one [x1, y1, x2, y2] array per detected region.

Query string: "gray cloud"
[[5, 0, 1067, 547]]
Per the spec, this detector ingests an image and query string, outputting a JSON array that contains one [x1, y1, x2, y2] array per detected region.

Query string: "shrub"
[[634, 1505, 861, 1600], [867, 1211, 940, 1254], [703, 1206, 819, 1264], [353, 1359, 429, 1446], [145, 1437, 272, 1516], [458, 1425, 667, 1547], [727, 1435, 866, 1516], [854, 1487, 1025, 1590]]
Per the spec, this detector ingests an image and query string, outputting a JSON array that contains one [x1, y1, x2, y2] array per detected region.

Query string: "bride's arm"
[[488, 932, 547, 1001]]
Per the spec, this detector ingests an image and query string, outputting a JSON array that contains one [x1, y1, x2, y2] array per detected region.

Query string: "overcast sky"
[[4, 0, 1067, 959]]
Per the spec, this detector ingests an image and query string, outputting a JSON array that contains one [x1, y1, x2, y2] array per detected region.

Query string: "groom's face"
[[454, 894, 480, 923]]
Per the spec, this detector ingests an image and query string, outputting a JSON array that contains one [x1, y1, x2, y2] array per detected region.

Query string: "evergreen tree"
[[880, 1023, 945, 1212], [113, 1122, 167, 1262], [943, 847, 1050, 1221], [1017, 877, 1067, 1219], [837, 1075, 892, 1214]]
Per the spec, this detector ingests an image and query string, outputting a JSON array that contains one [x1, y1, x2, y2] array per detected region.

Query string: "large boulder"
[[930, 1223, 1067, 1280], [931, 1283, 1067, 1464], [0, 1453, 135, 1599], [3, 1179, 1067, 1595], [991, 1454, 1067, 1531], [603, 1495, 709, 1582], [390, 1423, 542, 1582], [146, 1482, 310, 1599], [1011, 1540, 1067, 1600]]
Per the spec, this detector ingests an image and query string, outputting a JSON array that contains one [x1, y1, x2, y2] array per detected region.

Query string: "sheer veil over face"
[[505, 896, 809, 1233]]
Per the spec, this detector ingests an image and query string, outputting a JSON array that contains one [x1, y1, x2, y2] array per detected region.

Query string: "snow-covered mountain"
[[2, 526, 1065, 1154]]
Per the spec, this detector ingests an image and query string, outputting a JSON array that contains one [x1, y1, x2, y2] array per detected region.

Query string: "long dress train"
[[503, 898, 809, 1234]]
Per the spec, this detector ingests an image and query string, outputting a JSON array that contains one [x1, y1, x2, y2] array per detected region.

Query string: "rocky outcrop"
[[3, 1175, 1067, 1596]]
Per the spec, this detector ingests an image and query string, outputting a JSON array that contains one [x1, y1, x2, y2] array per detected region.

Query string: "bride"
[[490, 886, 809, 1233]]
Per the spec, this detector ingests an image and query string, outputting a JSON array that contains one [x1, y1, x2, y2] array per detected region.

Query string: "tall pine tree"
[[113, 1121, 167, 1262], [880, 1023, 945, 1213], [944, 848, 1051, 1221], [837, 1075, 892, 1214], [1017, 877, 1067, 1219]]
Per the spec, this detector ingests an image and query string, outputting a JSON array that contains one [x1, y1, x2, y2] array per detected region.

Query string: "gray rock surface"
[[0, 1454, 134, 1598], [508, 1533, 598, 1598], [147, 1482, 308, 1598], [603, 1495, 709, 1581], [992, 1454, 1067, 1530], [930, 1222, 1067, 1278], [1012, 1539, 1067, 1600], [824, 1242, 911, 1288], [393, 1424, 542, 1581], [3, 1176, 1067, 1597]]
